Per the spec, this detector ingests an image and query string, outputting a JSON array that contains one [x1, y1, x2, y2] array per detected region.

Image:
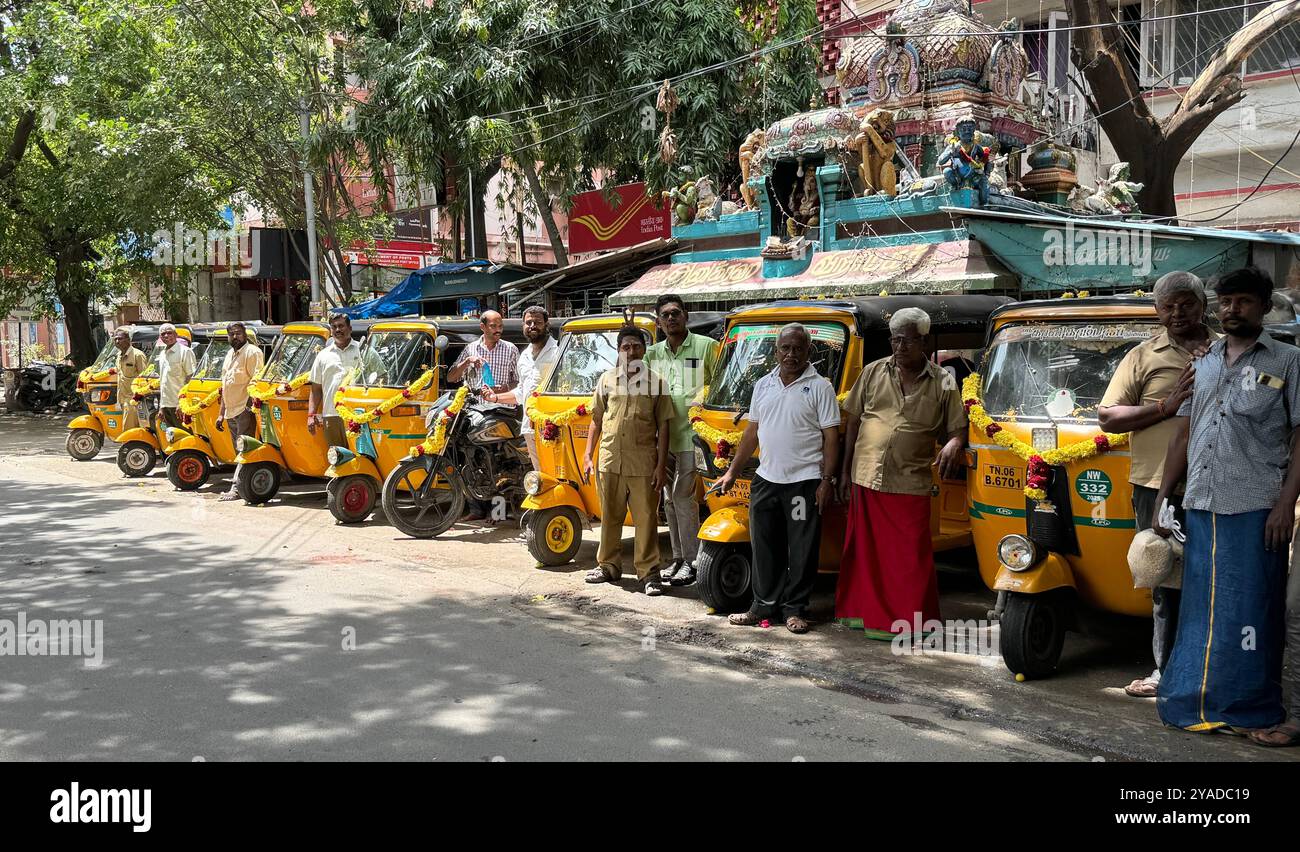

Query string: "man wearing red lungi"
[[835, 307, 967, 639]]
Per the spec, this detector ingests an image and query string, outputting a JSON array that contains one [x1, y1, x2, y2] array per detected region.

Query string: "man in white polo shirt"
[[307, 313, 378, 453], [714, 323, 841, 634], [155, 323, 197, 429]]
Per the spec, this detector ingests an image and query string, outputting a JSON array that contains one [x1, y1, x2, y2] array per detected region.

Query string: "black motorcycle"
[[16, 361, 84, 413], [379, 378, 531, 540]]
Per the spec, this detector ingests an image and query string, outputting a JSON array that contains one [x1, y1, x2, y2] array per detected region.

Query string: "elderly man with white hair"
[[1099, 270, 1215, 698], [834, 306, 967, 640], [154, 322, 196, 430]]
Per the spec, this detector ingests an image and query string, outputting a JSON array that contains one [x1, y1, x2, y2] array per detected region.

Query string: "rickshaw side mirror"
[[965, 449, 977, 469], [434, 335, 449, 351]]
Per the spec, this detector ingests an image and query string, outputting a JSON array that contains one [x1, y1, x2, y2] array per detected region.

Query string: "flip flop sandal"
[[1124, 678, 1160, 698], [584, 568, 615, 584], [728, 611, 765, 626], [785, 616, 809, 634]]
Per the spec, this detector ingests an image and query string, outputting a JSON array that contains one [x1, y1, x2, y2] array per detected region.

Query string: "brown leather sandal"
[[785, 616, 809, 634]]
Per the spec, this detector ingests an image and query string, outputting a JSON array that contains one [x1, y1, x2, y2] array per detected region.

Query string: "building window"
[[1141, 0, 1300, 87]]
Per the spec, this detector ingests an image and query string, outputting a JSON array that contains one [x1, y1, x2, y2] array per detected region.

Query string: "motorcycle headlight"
[[524, 471, 543, 496], [997, 534, 1038, 572]]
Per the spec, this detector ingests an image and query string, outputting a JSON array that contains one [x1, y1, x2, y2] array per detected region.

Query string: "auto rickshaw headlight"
[[524, 471, 543, 496], [327, 446, 355, 466], [998, 534, 1038, 572]]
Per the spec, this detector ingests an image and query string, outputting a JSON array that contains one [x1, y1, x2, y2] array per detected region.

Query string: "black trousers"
[[749, 474, 822, 619]]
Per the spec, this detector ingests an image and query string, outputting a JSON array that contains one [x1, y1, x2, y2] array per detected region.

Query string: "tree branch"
[[1177, 0, 1300, 114]]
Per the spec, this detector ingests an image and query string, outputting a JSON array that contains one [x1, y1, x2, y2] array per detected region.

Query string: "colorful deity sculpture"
[[664, 180, 699, 226], [737, 129, 767, 210], [786, 168, 820, 238], [855, 109, 899, 197], [938, 118, 992, 206]]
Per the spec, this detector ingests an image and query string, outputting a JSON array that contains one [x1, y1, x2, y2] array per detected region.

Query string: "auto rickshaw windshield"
[[544, 329, 650, 396], [979, 320, 1159, 421], [355, 331, 435, 388], [704, 320, 849, 410], [261, 333, 326, 383], [196, 339, 231, 380], [88, 339, 120, 372]]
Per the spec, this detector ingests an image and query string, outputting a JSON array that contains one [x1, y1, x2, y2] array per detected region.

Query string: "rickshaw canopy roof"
[[725, 295, 1014, 337]]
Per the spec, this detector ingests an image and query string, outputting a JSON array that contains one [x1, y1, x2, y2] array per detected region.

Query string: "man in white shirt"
[[495, 306, 558, 470], [156, 323, 197, 429], [714, 324, 840, 634], [217, 322, 264, 500], [307, 314, 374, 452]]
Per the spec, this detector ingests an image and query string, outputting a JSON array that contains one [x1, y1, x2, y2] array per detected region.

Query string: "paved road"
[[0, 413, 1291, 761]]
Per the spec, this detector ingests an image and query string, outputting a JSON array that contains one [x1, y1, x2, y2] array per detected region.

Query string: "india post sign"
[[568, 182, 670, 254]]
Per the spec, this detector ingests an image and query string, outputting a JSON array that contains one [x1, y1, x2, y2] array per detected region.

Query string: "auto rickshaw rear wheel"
[[525, 506, 583, 566], [166, 450, 211, 491], [695, 542, 754, 614], [66, 428, 103, 461], [1000, 591, 1069, 680], [117, 441, 157, 477], [327, 475, 377, 524], [238, 462, 281, 505]]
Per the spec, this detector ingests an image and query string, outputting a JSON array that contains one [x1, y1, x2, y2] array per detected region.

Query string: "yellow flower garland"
[[77, 367, 116, 388], [179, 387, 222, 416], [249, 371, 310, 402], [410, 386, 470, 457], [962, 372, 1129, 500], [130, 377, 160, 396], [336, 369, 435, 428], [525, 395, 594, 444]]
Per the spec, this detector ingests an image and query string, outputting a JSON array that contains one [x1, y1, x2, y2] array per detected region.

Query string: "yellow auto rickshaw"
[[113, 325, 226, 477], [967, 296, 1163, 679], [690, 297, 1009, 613], [161, 325, 283, 490], [520, 313, 662, 565], [66, 324, 191, 462]]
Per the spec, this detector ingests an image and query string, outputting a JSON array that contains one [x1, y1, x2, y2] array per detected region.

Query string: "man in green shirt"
[[644, 294, 717, 587]]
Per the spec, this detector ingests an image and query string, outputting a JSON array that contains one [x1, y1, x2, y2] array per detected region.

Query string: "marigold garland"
[[179, 387, 222, 416], [526, 393, 593, 445], [338, 369, 435, 430], [129, 377, 160, 401], [77, 367, 116, 390], [410, 386, 470, 458], [962, 373, 1129, 500], [249, 371, 310, 402]]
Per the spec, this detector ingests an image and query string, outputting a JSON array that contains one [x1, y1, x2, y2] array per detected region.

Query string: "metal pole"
[[300, 99, 322, 315], [468, 168, 477, 259]]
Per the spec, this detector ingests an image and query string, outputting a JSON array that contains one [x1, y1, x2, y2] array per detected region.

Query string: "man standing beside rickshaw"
[[217, 322, 264, 501], [495, 306, 557, 472], [833, 308, 967, 639], [1098, 272, 1215, 698], [308, 314, 370, 451], [715, 324, 840, 633], [156, 323, 196, 430], [1153, 267, 1300, 742], [113, 328, 149, 432], [448, 309, 521, 522], [582, 325, 675, 596], [645, 294, 718, 587]]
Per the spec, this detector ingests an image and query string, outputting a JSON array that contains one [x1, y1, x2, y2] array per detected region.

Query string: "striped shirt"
[[1178, 332, 1300, 515], [453, 336, 520, 391]]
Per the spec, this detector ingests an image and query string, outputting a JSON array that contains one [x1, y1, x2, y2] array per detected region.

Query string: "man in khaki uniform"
[[834, 308, 967, 639], [1099, 271, 1215, 698], [582, 325, 674, 596], [113, 328, 149, 431], [218, 323, 265, 501]]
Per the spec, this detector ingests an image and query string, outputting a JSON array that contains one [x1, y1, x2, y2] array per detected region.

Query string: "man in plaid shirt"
[[448, 310, 520, 399], [447, 310, 520, 522]]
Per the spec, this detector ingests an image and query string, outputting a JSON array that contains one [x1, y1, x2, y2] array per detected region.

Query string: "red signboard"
[[568, 182, 670, 254], [343, 238, 440, 270]]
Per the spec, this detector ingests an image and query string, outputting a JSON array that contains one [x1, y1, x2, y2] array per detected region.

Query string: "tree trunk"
[[54, 259, 96, 368], [513, 144, 568, 267]]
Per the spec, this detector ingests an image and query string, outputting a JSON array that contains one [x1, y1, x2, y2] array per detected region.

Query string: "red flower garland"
[[346, 420, 361, 434], [715, 438, 733, 461], [985, 423, 1002, 437], [1093, 434, 1110, 451], [541, 421, 561, 442], [1025, 454, 1050, 491]]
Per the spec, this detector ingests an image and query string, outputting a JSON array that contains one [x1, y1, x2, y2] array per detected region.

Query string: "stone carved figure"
[[987, 152, 1009, 194], [854, 108, 899, 197], [864, 22, 921, 103], [986, 19, 1028, 101], [664, 180, 699, 226], [937, 118, 992, 206], [1068, 162, 1145, 215], [737, 129, 766, 210], [786, 168, 820, 238]]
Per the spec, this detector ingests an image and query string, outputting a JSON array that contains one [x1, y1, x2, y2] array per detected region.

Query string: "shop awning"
[[608, 240, 1015, 306]]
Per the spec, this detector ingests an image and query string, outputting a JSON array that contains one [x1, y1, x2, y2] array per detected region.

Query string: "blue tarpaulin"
[[332, 261, 492, 319]]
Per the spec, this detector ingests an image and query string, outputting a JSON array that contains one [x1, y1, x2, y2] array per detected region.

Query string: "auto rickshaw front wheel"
[[1000, 591, 1069, 680], [327, 475, 377, 524], [695, 542, 754, 614], [238, 462, 281, 505], [525, 506, 583, 566], [117, 441, 157, 478], [66, 428, 103, 461], [166, 450, 211, 491]]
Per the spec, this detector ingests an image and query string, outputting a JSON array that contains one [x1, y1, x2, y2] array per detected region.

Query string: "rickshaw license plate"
[[982, 463, 1023, 490], [707, 478, 749, 500]]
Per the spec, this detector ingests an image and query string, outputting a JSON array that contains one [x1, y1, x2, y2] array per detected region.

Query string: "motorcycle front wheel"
[[380, 456, 466, 539]]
